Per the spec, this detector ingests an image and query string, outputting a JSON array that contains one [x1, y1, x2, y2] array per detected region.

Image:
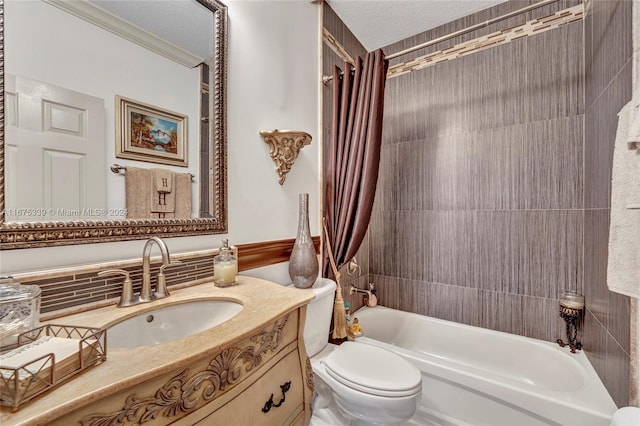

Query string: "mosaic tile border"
[[322, 27, 355, 66], [9, 237, 319, 318], [387, 4, 584, 79], [322, 4, 584, 80]]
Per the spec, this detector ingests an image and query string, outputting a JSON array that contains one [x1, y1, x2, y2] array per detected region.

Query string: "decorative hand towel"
[[174, 172, 193, 219], [607, 100, 640, 298], [153, 168, 173, 193], [149, 169, 176, 217], [125, 167, 152, 219]]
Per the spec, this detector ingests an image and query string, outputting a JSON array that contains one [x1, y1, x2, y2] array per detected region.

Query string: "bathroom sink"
[[107, 299, 243, 349]]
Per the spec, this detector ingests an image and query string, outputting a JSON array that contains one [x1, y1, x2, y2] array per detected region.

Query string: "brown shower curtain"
[[323, 49, 388, 278]]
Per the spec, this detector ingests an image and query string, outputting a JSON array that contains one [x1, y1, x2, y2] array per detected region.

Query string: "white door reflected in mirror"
[[5, 75, 107, 221]]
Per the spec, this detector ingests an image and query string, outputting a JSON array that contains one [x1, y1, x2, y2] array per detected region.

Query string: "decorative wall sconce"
[[260, 129, 312, 185]]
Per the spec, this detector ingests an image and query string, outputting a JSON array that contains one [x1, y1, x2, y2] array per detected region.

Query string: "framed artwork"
[[116, 95, 188, 167]]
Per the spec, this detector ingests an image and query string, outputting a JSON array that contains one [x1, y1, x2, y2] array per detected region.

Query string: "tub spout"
[[350, 285, 375, 306]]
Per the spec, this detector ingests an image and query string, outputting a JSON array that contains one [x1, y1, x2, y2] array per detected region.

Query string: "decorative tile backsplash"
[[13, 250, 215, 317], [9, 236, 319, 319]]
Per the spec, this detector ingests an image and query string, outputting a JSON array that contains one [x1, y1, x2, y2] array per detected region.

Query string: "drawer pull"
[[261, 381, 291, 413]]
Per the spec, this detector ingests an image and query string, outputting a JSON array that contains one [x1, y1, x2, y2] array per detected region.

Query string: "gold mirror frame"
[[0, 0, 228, 250]]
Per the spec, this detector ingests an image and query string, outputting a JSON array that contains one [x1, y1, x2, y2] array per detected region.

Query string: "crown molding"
[[43, 0, 204, 68]]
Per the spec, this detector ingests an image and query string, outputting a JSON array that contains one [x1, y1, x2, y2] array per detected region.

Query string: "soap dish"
[[0, 324, 106, 411]]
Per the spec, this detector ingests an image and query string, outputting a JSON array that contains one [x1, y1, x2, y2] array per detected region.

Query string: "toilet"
[[610, 407, 640, 426], [299, 278, 422, 425]]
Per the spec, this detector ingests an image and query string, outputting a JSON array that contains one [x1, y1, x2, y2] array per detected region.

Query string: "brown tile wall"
[[324, 0, 631, 406], [372, 0, 585, 340], [582, 0, 633, 407]]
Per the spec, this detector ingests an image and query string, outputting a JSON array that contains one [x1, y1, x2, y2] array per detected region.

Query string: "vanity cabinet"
[[49, 307, 313, 426], [187, 350, 305, 425]]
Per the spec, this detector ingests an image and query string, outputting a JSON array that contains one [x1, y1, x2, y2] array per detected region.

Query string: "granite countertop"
[[0, 275, 314, 426]]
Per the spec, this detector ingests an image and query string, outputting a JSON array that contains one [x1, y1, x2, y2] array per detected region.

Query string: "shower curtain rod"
[[322, 0, 559, 84]]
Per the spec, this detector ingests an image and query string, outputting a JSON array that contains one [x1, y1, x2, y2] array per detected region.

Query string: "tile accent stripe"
[[324, 4, 584, 81], [322, 27, 355, 65], [12, 237, 320, 318], [387, 4, 584, 79]]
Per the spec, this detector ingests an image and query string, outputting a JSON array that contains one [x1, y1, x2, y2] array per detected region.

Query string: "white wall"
[[0, 0, 322, 285]]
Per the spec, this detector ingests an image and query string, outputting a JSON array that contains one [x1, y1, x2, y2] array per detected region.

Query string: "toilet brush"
[[323, 218, 348, 339]]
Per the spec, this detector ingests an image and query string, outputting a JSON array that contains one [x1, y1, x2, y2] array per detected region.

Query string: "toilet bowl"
[[296, 278, 422, 425], [312, 341, 422, 424], [610, 407, 640, 426]]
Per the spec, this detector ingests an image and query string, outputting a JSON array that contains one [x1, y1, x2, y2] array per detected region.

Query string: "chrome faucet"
[[98, 237, 181, 307]]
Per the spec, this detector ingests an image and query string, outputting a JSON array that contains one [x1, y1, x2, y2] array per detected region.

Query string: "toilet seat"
[[322, 342, 422, 397]]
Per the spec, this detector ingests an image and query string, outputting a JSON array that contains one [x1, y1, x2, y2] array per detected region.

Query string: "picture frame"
[[116, 95, 188, 167]]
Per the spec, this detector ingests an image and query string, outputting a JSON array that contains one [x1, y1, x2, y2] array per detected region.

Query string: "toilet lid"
[[323, 342, 421, 397]]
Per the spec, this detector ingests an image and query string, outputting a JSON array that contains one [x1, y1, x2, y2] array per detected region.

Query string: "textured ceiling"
[[93, 0, 213, 61], [89, 1, 509, 60], [326, 0, 509, 51]]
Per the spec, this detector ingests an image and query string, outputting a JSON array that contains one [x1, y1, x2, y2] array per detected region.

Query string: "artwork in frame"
[[116, 95, 188, 167]]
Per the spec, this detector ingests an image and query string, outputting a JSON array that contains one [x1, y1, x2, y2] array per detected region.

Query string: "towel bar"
[[110, 164, 195, 182]]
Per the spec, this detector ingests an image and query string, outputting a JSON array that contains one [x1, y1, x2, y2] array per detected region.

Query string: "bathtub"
[[352, 306, 617, 426]]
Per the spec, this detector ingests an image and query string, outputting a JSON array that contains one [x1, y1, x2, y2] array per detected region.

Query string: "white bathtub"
[[352, 306, 617, 426]]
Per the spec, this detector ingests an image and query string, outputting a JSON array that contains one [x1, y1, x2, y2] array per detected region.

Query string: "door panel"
[[5, 75, 105, 220]]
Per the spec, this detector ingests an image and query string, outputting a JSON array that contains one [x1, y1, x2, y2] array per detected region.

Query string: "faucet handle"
[[155, 261, 182, 298], [159, 261, 182, 274], [98, 268, 130, 279], [98, 269, 137, 307]]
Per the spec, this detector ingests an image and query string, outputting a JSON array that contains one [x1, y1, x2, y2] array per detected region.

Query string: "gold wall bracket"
[[260, 129, 312, 185]]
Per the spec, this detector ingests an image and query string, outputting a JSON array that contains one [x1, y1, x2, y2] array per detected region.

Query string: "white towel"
[[607, 100, 640, 298]]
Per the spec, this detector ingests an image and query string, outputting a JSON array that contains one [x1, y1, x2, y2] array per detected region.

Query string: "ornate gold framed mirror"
[[0, 0, 228, 249]]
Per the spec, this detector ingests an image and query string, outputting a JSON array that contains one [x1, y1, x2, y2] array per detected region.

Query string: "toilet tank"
[[303, 278, 337, 357]]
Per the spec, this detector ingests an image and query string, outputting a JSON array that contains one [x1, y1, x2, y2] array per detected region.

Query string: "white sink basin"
[[107, 299, 243, 349]]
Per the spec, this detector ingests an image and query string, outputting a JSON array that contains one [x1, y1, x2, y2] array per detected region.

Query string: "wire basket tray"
[[0, 324, 107, 411]]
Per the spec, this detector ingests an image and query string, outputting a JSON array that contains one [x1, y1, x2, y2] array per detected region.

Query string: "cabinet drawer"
[[64, 312, 300, 426], [196, 350, 304, 426]]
